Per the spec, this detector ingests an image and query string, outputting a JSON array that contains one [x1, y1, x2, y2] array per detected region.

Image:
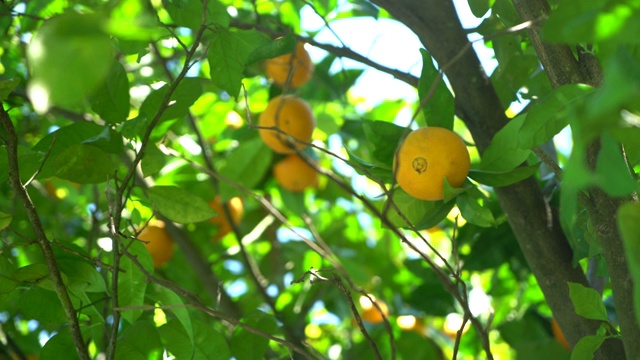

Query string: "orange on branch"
[[359, 295, 389, 324], [138, 220, 175, 268], [273, 154, 319, 192], [265, 41, 314, 88], [259, 95, 315, 154], [209, 196, 244, 240], [394, 126, 470, 201]]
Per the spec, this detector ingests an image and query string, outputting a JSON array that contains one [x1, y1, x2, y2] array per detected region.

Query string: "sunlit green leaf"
[[218, 137, 272, 199], [147, 185, 216, 223], [468, 162, 540, 187], [418, 49, 454, 129], [147, 284, 194, 347], [230, 310, 279, 360], [570, 333, 606, 360], [568, 282, 609, 322], [26, 13, 113, 112], [141, 144, 166, 178], [209, 28, 270, 97], [118, 240, 150, 324], [517, 84, 593, 150], [13, 263, 50, 284], [480, 114, 531, 172]]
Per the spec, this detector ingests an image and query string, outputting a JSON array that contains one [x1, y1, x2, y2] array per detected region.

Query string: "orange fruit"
[[138, 220, 175, 268], [259, 95, 315, 154], [265, 41, 314, 88], [273, 154, 319, 192], [551, 318, 571, 351], [359, 295, 389, 324], [394, 127, 470, 201], [397, 315, 426, 335], [209, 196, 244, 240]]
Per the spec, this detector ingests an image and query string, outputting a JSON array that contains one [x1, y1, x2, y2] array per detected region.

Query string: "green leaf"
[[22, 287, 67, 326], [147, 283, 194, 347], [13, 263, 50, 284], [456, 191, 496, 228], [385, 187, 453, 230], [362, 120, 405, 166], [147, 185, 216, 224], [50, 144, 114, 184], [481, 114, 531, 172], [0, 275, 18, 295], [114, 318, 164, 360], [139, 77, 203, 124], [468, 162, 540, 187], [33, 122, 114, 179], [418, 49, 454, 129], [159, 318, 231, 360], [118, 240, 150, 324], [40, 331, 79, 360], [141, 144, 166, 178], [218, 137, 272, 198], [164, 0, 230, 29], [595, 132, 637, 197], [209, 28, 271, 97], [617, 202, 640, 328], [58, 259, 107, 293], [568, 282, 609, 322], [230, 310, 279, 360], [246, 34, 297, 65], [517, 84, 593, 150], [570, 333, 606, 360], [90, 61, 130, 124], [468, 0, 493, 17], [26, 13, 113, 112], [0, 77, 20, 101], [0, 212, 12, 231], [406, 272, 455, 316]]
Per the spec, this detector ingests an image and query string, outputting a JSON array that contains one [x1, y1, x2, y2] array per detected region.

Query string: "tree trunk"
[[370, 0, 628, 358]]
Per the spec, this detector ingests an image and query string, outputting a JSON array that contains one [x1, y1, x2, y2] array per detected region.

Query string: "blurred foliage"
[[0, 0, 639, 359]]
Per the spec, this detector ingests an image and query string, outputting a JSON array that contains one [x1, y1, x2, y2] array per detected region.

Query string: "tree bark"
[[512, 1, 640, 358], [370, 0, 627, 358]]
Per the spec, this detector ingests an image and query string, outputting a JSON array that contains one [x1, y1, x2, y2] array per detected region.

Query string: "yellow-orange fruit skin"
[[273, 154, 319, 192], [265, 42, 314, 88], [259, 95, 315, 154], [209, 196, 244, 240], [394, 127, 470, 201], [552, 318, 571, 351], [138, 222, 175, 268]]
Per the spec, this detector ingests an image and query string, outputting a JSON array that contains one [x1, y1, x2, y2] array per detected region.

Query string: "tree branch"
[[0, 105, 90, 360], [369, 1, 626, 359], [512, 1, 638, 358]]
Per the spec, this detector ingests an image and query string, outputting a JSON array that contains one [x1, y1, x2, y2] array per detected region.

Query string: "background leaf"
[[147, 185, 216, 224]]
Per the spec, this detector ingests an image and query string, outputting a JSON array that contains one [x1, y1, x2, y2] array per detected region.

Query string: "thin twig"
[[0, 105, 90, 360]]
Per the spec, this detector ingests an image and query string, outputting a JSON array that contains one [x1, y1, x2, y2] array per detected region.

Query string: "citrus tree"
[[1, 0, 639, 359]]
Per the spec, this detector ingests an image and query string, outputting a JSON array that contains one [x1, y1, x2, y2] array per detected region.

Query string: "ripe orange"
[[259, 95, 315, 154], [265, 41, 314, 88], [551, 318, 571, 351], [359, 295, 389, 324], [273, 154, 319, 192], [394, 127, 470, 201], [138, 220, 175, 268], [209, 196, 244, 240], [397, 315, 426, 335]]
